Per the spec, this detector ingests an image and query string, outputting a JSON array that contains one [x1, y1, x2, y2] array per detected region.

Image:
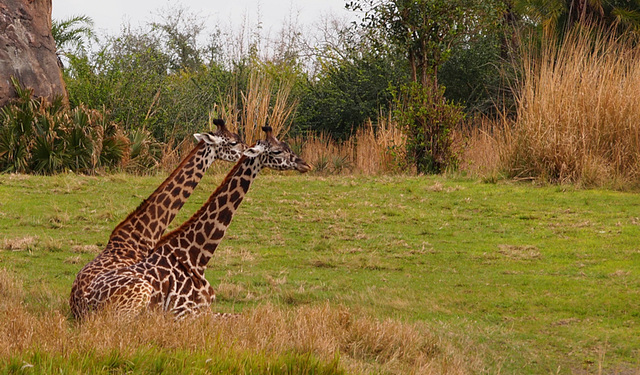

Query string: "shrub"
[[395, 83, 465, 174], [0, 79, 129, 174]]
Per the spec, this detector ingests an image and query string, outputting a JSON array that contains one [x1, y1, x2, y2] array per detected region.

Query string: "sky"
[[51, 0, 357, 39]]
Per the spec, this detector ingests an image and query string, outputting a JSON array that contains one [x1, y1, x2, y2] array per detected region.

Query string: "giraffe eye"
[[272, 150, 283, 155]]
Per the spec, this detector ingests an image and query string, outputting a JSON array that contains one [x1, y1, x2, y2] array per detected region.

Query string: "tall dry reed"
[[458, 119, 502, 179], [214, 67, 297, 146], [492, 27, 640, 186], [353, 113, 407, 174], [297, 114, 407, 175]]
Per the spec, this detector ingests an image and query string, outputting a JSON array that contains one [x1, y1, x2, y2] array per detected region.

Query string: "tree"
[[348, 0, 501, 89], [51, 15, 96, 60], [514, 0, 640, 36], [150, 5, 207, 72], [295, 17, 407, 138], [347, 0, 501, 173]]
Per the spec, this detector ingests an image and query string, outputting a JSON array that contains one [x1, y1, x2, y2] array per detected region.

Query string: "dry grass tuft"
[[215, 67, 297, 146], [1, 236, 38, 251], [353, 114, 407, 175], [63, 255, 83, 264], [459, 119, 502, 179], [158, 136, 201, 174], [497, 245, 542, 261], [0, 270, 477, 374]]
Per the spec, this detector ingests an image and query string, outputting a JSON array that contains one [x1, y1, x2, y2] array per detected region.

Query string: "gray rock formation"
[[0, 0, 67, 107]]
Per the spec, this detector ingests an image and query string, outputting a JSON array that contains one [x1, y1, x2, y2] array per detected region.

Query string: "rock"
[[0, 0, 67, 107]]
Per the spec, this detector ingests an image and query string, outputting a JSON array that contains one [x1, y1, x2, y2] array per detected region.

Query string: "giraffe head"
[[193, 119, 247, 162], [243, 126, 311, 173]]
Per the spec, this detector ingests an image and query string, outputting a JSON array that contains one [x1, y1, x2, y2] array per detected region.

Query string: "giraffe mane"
[[109, 140, 207, 238], [154, 154, 250, 247]]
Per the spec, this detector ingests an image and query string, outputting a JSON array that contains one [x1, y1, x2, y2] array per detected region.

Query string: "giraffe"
[[70, 119, 247, 319], [84, 126, 311, 319]]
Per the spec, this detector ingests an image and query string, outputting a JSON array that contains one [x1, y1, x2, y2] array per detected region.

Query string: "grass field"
[[0, 172, 639, 374]]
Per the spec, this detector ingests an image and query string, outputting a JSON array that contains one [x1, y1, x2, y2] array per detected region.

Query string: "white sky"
[[51, 0, 356, 39]]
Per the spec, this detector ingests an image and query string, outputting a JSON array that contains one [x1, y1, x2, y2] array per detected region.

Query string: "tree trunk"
[[0, 0, 67, 107]]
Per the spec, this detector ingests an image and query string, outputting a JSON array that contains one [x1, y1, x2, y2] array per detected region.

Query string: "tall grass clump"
[[499, 26, 640, 187], [353, 113, 407, 174], [0, 270, 476, 374], [297, 115, 407, 175], [458, 118, 502, 180], [216, 66, 298, 146]]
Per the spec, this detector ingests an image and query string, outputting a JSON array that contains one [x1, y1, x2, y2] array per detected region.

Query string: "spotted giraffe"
[[70, 120, 247, 320], [84, 126, 311, 319]]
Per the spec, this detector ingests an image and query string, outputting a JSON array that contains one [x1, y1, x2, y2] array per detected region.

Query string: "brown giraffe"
[[70, 120, 247, 319], [84, 126, 311, 319]]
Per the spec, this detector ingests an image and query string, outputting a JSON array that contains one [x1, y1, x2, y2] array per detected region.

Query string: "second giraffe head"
[[193, 119, 247, 162], [244, 126, 311, 173]]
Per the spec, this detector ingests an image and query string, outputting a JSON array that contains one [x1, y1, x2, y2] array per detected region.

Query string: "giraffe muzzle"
[[296, 160, 312, 173]]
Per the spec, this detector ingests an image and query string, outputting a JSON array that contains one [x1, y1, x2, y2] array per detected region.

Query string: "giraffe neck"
[[154, 155, 263, 273], [108, 140, 216, 255]]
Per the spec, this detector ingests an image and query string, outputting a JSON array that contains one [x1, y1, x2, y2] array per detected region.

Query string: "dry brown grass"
[[458, 119, 502, 179], [215, 67, 297, 146], [1, 236, 38, 251], [353, 114, 407, 175], [467, 27, 640, 187], [0, 269, 477, 374], [297, 114, 408, 175]]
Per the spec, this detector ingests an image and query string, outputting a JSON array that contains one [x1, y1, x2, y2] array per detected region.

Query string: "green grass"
[[1, 172, 639, 373], [2, 349, 342, 375]]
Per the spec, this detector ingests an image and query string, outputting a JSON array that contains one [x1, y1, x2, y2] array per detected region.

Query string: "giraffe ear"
[[243, 144, 266, 157], [194, 133, 224, 145]]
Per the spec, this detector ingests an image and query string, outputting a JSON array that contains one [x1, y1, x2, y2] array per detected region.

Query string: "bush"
[[295, 51, 405, 140], [0, 78, 129, 174], [395, 83, 464, 174]]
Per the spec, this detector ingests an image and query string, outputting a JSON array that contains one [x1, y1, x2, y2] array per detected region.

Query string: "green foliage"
[[0, 79, 128, 174], [150, 5, 207, 72], [51, 15, 96, 57], [296, 53, 404, 139], [395, 83, 464, 174], [125, 129, 161, 172], [515, 0, 640, 37], [438, 32, 507, 114], [348, 0, 503, 87], [62, 20, 235, 142], [0, 78, 39, 173]]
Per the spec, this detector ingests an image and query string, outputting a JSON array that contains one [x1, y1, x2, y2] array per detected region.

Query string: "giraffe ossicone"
[[84, 126, 311, 319], [69, 120, 246, 320]]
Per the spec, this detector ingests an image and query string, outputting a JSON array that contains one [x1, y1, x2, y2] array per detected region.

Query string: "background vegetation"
[[2, 0, 639, 185]]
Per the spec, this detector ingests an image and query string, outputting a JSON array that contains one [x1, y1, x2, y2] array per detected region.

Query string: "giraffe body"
[[70, 121, 245, 319], [85, 127, 310, 318]]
